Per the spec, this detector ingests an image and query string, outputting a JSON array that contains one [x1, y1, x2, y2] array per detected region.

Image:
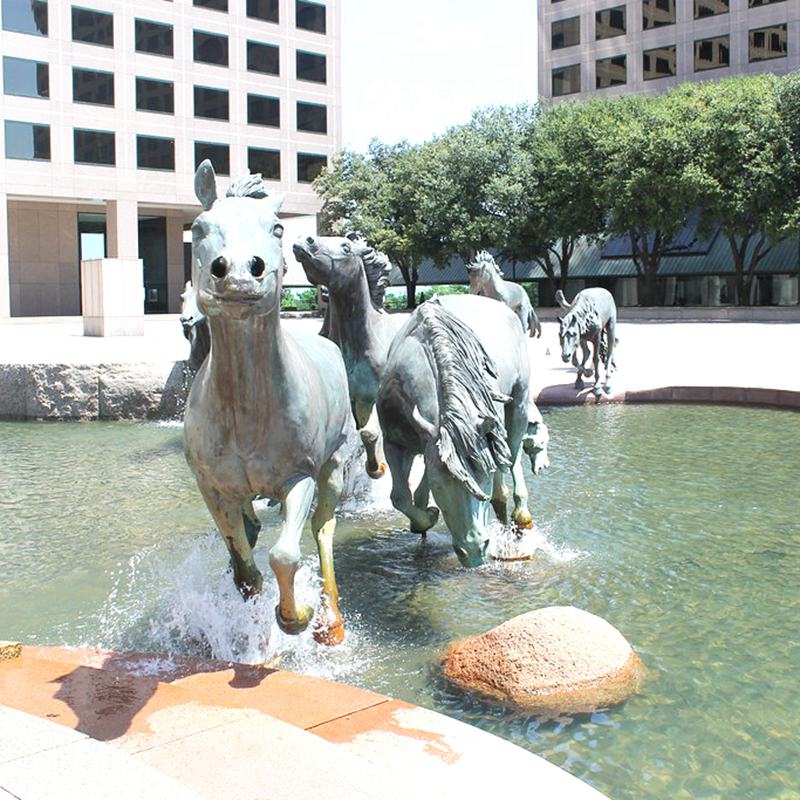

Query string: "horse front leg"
[[575, 342, 591, 389], [385, 441, 439, 534], [201, 488, 263, 599], [490, 470, 509, 525], [510, 453, 533, 530], [270, 476, 315, 635], [356, 400, 386, 479], [311, 453, 345, 645]]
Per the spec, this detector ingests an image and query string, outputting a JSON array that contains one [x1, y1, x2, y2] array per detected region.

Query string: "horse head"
[[179, 280, 210, 368], [466, 250, 492, 293], [191, 159, 286, 321], [558, 314, 580, 363]]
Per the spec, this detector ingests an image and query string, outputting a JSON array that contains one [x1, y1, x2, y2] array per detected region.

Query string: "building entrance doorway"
[[139, 216, 168, 314]]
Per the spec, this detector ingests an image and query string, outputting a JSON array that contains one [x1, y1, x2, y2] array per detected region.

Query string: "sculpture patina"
[[467, 251, 542, 338], [183, 161, 353, 645], [376, 294, 542, 567], [180, 281, 211, 370], [556, 287, 618, 396], [293, 234, 398, 480]]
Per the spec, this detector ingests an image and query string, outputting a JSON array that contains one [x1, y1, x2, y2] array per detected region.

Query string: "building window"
[[74, 129, 115, 165], [247, 41, 279, 75], [297, 101, 327, 133], [194, 0, 227, 11], [248, 147, 280, 180], [551, 16, 580, 49], [73, 68, 114, 106], [596, 54, 626, 89], [297, 152, 327, 182], [643, 0, 675, 29], [596, 5, 626, 39], [2, 0, 47, 35], [137, 135, 174, 170], [3, 57, 48, 98], [247, 0, 278, 22], [135, 19, 173, 56], [551, 63, 581, 96], [248, 94, 280, 127], [193, 30, 228, 66], [695, 35, 730, 70], [194, 86, 229, 120], [296, 0, 325, 33], [749, 0, 786, 6], [694, 0, 728, 17], [72, 7, 113, 47], [643, 44, 677, 79], [195, 141, 230, 175], [4, 120, 49, 160], [296, 50, 327, 83], [749, 24, 787, 61], [136, 78, 174, 114]]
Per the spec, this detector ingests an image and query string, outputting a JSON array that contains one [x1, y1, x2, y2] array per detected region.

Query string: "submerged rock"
[[442, 606, 644, 716]]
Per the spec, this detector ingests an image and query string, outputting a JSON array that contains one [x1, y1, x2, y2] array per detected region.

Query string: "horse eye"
[[341, 242, 351, 253], [273, 224, 284, 239]]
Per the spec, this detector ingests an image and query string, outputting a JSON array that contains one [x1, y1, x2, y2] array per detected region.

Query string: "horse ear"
[[266, 192, 286, 213], [194, 160, 218, 210]]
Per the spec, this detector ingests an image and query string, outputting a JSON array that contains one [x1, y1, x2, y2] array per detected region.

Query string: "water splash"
[[489, 520, 584, 564]]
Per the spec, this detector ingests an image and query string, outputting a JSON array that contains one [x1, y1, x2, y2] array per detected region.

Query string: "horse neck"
[[483, 270, 505, 297], [327, 273, 382, 357]]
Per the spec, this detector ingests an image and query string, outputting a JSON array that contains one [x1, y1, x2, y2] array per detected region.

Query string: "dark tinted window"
[[552, 64, 580, 96], [643, 44, 677, 79], [136, 77, 174, 113], [248, 93, 280, 126], [296, 50, 326, 82], [296, 0, 325, 33], [247, 0, 278, 22], [194, 86, 229, 119], [195, 141, 230, 175], [695, 0, 728, 17], [194, 0, 227, 10], [248, 147, 280, 180], [247, 41, 279, 74], [596, 5, 625, 39], [297, 152, 326, 182], [642, 0, 675, 29], [297, 101, 326, 133], [749, 0, 786, 6], [695, 35, 730, 70], [4, 120, 49, 159], [596, 54, 626, 88], [193, 30, 228, 65], [74, 129, 115, 165], [3, 57, 48, 98], [749, 24, 787, 61], [135, 19, 173, 56], [552, 16, 579, 49], [2, 0, 47, 35], [72, 7, 113, 46], [137, 135, 174, 170], [73, 68, 114, 106]]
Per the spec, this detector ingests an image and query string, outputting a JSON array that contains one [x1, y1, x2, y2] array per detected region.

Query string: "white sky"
[[340, 0, 539, 153]]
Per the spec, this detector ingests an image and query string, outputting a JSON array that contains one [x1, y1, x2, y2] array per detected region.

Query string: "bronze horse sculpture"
[[183, 161, 352, 645], [293, 234, 398, 480], [556, 288, 618, 396], [377, 294, 543, 567], [467, 250, 542, 338], [180, 280, 211, 369]]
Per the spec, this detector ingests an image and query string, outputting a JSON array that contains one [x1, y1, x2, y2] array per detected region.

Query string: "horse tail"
[[555, 290, 571, 311], [418, 299, 512, 500], [528, 307, 542, 338]]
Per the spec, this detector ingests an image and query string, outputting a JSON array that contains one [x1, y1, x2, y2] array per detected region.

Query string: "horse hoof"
[[237, 573, 263, 600], [593, 386, 602, 398], [313, 621, 345, 646], [367, 462, 386, 480], [513, 511, 533, 531], [604, 384, 613, 395], [275, 604, 313, 635], [410, 506, 439, 534]]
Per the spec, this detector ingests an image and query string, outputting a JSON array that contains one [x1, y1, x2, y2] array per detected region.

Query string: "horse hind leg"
[[357, 401, 386, 479], [603, 320, 617, 394], [242, 499, 261, 548], [311, 454, 346, 645]]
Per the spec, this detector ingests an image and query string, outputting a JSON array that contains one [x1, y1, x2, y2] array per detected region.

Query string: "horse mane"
[[563, 294, 601, 335], [347, 234, 392, 309], [469, 250, 503, 278], [418, 299, 512, 499], [226, 172, 269, 199]]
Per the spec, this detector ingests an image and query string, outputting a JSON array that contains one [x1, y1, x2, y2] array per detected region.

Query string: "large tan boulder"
[[442, 606, 645, 716]]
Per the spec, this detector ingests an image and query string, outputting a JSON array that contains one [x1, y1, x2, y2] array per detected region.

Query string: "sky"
[[340, 0, 538, 153]]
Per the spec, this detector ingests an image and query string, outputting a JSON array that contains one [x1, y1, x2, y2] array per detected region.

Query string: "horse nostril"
[[249, 256, 265, 278], [211, 256, 227, 279], [306, 236, 315, 244]]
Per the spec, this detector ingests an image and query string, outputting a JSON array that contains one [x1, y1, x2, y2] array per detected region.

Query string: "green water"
[[0, 406, 798, 799]]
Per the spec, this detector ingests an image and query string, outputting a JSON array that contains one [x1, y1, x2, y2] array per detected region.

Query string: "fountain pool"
[[1, 404, 797, 799]]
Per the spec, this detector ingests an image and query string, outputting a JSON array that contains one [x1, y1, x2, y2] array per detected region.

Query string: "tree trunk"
[[405, 278, 417, 309]]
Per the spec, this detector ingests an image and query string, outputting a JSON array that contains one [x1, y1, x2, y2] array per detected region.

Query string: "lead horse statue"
[[467, 251, 542, 338], [293, 234, 397, 480], [377, 294, 542, 567], [556, 287, 618, 396], [183, 161, 353, 645]]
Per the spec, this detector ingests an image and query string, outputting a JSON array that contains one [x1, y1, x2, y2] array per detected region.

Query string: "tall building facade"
[[539, 0, 799, 102], [0, 0, 340, 317]]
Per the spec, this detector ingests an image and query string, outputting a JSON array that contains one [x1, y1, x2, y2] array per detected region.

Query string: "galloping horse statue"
[[183, 161, 353, 645], [293, 234, 397, 480], [377, 294, 540, 567], [467, 251, 542, 338], [556, 287, 618, 396]]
